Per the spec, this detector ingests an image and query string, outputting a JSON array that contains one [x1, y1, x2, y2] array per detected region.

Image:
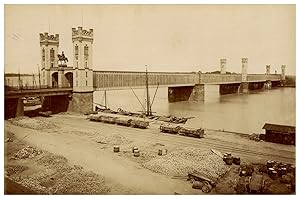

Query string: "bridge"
[[4, 27, 287, 119], [92, 71, 282, 90], [5, 69, 284, 119]]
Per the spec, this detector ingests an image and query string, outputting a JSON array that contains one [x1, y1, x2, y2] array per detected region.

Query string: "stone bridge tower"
[[220, 59, 226, 74], [71, 26, 94, 113], [281, 65, 286, 81], [241, 58, 248, 93], [40, 32, 59, 87], [266, 65, 271, 75]]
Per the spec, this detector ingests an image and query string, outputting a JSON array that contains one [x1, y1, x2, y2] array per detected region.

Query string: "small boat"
[[160, 123, 182, 134], [23, 97, 41, 106], [178, 127, 205, 138]]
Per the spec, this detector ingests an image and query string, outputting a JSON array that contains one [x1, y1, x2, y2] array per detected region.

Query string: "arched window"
[[84, 45, 88, 60], [42, 48, 45, 61], [75, 45, 78, 60], [50, 48, 55, 62]]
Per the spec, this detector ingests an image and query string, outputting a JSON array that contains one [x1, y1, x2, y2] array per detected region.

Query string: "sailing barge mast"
[[145, 65, 152, 116]]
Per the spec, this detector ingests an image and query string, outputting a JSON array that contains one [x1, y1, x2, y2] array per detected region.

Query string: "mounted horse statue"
[[57, 51, 68, 66]]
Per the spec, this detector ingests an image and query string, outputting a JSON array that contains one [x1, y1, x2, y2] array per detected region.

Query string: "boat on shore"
[[23, 97, 41, 107]]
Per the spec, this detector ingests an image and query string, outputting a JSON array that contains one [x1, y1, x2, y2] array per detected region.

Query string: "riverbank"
[[4, 113, 295, 194]]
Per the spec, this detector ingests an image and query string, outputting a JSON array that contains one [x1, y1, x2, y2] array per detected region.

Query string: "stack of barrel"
[[266, 160, 294, 180], [223, 153, 240, 165]]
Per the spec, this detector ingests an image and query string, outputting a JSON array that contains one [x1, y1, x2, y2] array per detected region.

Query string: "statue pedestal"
[[58, 64, 67, 68]]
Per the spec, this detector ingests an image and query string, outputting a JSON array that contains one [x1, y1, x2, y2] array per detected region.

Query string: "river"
[[93, 86, 295, 134]]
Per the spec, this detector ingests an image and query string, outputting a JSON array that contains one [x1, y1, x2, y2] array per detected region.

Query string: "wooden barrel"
[[233, 157, 241, 165], [132, 146, 138, 153], [269, 170, 278, 180], [158, 149, 163, 156], [113, 146, 120, 153], [267, 160, 274, 168], [267, 168, 275, 175], [133, 150, 140, 157], [224, 156, 233, 165]]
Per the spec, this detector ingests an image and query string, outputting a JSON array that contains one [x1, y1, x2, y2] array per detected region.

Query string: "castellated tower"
[[71, 26, 94, 113], [220, 59, 226, 74], [39, 33, 59, 87]]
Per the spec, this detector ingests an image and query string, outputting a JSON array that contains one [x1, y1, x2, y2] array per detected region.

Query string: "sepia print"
[[4, 4, 295, 195]]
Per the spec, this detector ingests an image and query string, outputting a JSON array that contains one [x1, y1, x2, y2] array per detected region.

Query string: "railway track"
[[49, 115, 296, 164]]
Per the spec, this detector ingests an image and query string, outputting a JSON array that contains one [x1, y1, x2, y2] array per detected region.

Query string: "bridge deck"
[[5, 87, 73, 99]]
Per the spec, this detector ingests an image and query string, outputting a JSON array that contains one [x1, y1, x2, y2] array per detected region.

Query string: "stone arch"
[[65, 72, 73, 88], [52, 72, 58, 88]]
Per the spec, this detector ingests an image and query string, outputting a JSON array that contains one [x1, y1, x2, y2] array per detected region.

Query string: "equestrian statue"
[[57, 51, 68, 66]]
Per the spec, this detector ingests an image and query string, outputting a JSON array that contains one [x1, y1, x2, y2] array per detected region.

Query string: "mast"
[[145, 65, 151, 116], [32, 73, 35, 88], [104, 90, 107, 109], [38, 65, 41, 89], [18, 69, 21, 89]]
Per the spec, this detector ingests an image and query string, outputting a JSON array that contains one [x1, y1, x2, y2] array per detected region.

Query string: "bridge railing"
[[247, 74, 266, 82], [266, 74, 282, 81], [93, 71, 198, 89], [5, 85, 72, 91], [200, 74, 241, 84]]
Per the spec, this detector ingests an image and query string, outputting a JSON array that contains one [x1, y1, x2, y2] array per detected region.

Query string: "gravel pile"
[[16, 177, 49, 194], [13, 146, 43, 160], [9, 116, 56, 130], [50, 170, 110, 194], [94, 134, 132, 145], [5, 165, 29, 177], [143, 147, 229, 180]]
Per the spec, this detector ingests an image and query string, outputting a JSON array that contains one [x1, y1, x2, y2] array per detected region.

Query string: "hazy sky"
[[4, 4, 296, 74]]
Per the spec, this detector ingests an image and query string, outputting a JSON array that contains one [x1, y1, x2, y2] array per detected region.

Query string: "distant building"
[[262, 123, 295, 145], [4, 74, 40, 89]]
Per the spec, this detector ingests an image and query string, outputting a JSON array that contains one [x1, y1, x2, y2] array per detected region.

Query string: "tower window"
[[42, 48, 45, 61], [84, 45, 88, 60], [50, 48, 55, 62], [51, 63, 54, 68], [75, 45, 79, 60], [86, 80, 88, 86], [85, 62, 88, 68], [86, 72, 88, 77], [76, 71, 78, 77], [76, 62, 78, 68], [75, 45, 78, 55]]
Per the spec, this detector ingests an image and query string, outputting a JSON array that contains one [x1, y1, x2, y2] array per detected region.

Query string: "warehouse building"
[[262, 123, 295, 145]]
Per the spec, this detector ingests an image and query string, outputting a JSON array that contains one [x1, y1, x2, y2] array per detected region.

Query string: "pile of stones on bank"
[[87, 114, 149, 129]]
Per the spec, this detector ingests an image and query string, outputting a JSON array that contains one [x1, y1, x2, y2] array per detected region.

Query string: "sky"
[[4, 4, 296, 75]]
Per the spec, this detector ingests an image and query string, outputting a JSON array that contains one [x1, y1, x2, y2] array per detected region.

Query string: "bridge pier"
[[70, 92, 94, 113], [168, 84, 204, 102], [240, 82, 249, 93], [42, 95, 72, 113], [264, 80, 272, 89], [5, 98, 24, 119], [219, 83, 240, 95], [248, 82, 265, 91]]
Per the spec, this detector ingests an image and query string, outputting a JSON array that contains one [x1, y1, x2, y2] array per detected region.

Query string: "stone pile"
[[95, 134, 132, 146], [13, 146, 43, 160], [143, 147, 229, 180], [9, 116, 56, 130]]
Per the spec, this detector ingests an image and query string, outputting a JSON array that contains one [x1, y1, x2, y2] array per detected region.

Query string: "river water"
[[94, 86, 295, 134]]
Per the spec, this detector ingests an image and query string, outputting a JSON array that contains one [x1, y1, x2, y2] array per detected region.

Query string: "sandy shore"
[[4, 112, 295, 194]]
